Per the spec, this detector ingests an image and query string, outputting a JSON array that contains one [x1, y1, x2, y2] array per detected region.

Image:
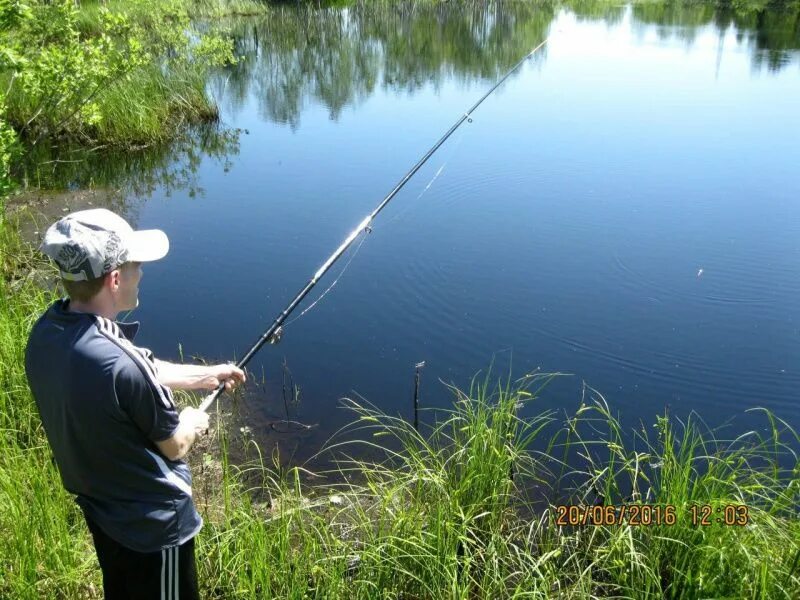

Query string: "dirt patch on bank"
[[5, 187, 128, 246]]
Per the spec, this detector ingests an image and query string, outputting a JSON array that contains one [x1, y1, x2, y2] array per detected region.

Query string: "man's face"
[[115, 262, 143, 311]]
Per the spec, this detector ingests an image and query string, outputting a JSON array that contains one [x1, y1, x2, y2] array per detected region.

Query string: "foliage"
[[0, 0, 237, 147], [0, 112, 17, 195], [2, 1, 147, 142]]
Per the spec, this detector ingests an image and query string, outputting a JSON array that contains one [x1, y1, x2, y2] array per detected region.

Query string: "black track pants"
[[84, 514, 200, 600]]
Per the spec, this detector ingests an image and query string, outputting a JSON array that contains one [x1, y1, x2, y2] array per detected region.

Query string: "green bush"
[[0, 0, 236, 147]]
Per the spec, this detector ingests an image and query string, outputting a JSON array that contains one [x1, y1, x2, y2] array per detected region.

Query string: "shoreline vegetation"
[[0, 1, 238, 152], [2, 0, 800, 597]]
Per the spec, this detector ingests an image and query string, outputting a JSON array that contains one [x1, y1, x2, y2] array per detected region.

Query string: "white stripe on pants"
[[161, 547, 180, 599]]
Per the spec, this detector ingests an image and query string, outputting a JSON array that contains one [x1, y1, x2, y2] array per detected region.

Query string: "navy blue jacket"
[[25, 299, 202, 552]]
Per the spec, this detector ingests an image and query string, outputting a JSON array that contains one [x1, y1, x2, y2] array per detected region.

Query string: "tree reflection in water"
[[210, 0, 798, 128]]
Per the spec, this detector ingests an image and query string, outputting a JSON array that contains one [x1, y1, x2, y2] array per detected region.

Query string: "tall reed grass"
[[196, 377, 800, 598], [552, 388, 800, 598]]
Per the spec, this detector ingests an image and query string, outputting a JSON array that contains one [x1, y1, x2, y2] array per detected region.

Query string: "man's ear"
[[106, 269, 121, 291]]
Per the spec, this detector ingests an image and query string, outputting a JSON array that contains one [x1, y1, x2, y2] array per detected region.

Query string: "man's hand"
[[196, 364, 246, 392], [156, 406, 210, 460], [180, 406, 210, 434]]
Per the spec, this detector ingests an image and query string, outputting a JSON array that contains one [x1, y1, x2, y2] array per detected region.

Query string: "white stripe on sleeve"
[[95, 316, 174, 409]]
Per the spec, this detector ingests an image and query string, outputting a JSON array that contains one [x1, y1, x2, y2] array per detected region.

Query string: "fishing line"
[[381, 125, 468, 230], [283, 229, 369, 326], [199, 37, 549, 414], [286, 125, 467, 326]]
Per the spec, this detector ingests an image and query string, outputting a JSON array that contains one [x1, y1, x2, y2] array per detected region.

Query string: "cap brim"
[[127, 229, 169, 263]]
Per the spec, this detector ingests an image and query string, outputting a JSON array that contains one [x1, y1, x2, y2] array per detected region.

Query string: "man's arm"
[[155, 407, 209, 461], [114, 358, 222, 461], [149, 361, 244, 460], [154, 360, 246, 392]]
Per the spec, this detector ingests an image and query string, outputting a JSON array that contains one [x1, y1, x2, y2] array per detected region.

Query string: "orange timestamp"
[[555, 504, 678, 526], [554, 504, 750, 527], [689, 504, 749, 526]]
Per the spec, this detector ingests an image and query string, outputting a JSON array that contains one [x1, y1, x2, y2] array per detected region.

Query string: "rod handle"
[[199, 384, 224, 413]]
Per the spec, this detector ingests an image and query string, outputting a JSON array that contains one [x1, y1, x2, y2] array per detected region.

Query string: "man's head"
[[40, 209, 168, 314]]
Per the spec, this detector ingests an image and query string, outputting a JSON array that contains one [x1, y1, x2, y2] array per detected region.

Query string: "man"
[[24, 208, 245, 599]]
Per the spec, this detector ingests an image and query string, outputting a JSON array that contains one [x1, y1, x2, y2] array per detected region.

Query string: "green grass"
[[192, 374, 561, 598], [192, 374, 800, 598], [1, 64, 217, 149], [0, 205, 99, 598], [0, 0, 232, 151], [93, 66, 218, 146], [552, 390, 800, 598], [1, 204, 798, 597]]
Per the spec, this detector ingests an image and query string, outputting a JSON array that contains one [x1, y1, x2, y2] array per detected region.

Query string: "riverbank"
[[1, 208, 798, 597]]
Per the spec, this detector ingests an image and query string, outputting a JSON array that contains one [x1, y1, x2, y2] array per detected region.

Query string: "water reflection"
[[14, 124, 241, 195], [209, 0, 798, 129], [16, 1, 798, 191], [564, 0, 626, 24], [211, 1, 555, 127], [631, 1, 800, 71]]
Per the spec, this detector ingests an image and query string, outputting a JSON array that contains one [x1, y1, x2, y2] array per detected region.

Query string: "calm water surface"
[[42, 2, 800, 458]]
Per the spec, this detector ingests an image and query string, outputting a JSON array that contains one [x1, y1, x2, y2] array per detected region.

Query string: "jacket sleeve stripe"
[[95, 316, 174, 409]]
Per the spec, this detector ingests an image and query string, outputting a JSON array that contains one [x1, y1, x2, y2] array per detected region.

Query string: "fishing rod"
[[199, 37, 549, 414]]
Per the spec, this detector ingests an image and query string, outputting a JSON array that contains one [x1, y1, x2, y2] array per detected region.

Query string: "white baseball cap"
[[40, 208, 169, 281]]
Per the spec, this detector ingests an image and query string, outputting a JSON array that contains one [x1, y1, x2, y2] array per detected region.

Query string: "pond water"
[[24, 2, 800, 462]]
